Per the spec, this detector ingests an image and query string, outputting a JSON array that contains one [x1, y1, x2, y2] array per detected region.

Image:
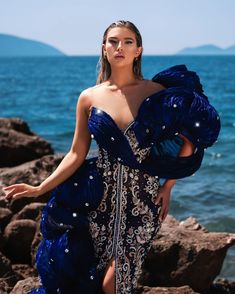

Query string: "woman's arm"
[[3, 90, 92, 199], [156, 134, 195, 221]]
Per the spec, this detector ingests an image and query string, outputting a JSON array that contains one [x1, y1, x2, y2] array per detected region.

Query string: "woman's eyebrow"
[[108, 37, 134, 40]]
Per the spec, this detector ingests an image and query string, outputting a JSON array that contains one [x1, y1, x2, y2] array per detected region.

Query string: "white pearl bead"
[[85, 203, 89, 207], [90, 275, 94, 280], [195, 122, 200, 127], [89, 175, 93, 179], [91, 134, 94, 138], [65, 248, 69, 253], [74, 182, 78, 186], [146, 98, 150, 101], [173, 104, 177, 108], [162, 125, 166, 130], [146, 128, 150, 133], [111, 137, 115, 141], [72, 212, 78, 217], [117, 157, 121, 161]]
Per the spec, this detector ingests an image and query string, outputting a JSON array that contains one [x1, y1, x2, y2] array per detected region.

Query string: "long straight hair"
[[96, 20, 143, 84]]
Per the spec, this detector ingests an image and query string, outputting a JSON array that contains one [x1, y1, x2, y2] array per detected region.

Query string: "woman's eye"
[[126, 41, 133, 44], [109, 40, 117, 44]]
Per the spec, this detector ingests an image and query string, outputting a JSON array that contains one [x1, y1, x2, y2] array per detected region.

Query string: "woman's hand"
[[2, 183, 42, 200], [155, 185, 172, 222]]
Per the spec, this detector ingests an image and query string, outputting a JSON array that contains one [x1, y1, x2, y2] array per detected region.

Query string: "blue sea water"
[[0, 56, 234, 280]]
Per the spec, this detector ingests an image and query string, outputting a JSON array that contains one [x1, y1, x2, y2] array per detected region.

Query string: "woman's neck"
[[108, 67, 138, 89]]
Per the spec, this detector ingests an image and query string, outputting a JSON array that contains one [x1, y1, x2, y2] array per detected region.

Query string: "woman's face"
[[103, 27, 142, 68]]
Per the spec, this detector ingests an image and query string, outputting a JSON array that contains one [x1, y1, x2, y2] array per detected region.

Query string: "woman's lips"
[[115, 55, 125, 58]]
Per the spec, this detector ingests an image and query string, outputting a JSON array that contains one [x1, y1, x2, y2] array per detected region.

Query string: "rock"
[[0, 252, 22, 293], [140, 215, 235, 293], [10, 276, 42, 294], [140, 285, 199, 293], [0, 208, 13, 231], [0, 278, 11, 294], [3, 220, 37, 264], [11, 264, 37, 280], [12, 203, 45, 222], [0, 251, 12, 278], [210, 278, 235, 293], [0, 196, 8, 208], [0, 117, 54, 167], [0, 154, 63, 213]]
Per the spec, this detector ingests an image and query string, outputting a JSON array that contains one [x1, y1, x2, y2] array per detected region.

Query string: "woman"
[[3, 20, 220, 294]]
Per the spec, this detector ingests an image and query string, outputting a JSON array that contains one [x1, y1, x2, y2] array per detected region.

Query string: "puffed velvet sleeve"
[[133, 64, 221, 179]]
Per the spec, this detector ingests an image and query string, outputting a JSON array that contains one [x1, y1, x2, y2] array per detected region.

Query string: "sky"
[[0, 0, 234, 55]]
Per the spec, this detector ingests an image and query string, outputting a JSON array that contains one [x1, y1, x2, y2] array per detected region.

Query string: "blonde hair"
[[96, 20, 143, 84]]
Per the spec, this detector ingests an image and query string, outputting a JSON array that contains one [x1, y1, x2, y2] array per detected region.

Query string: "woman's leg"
[[102, 257, 115, 294]]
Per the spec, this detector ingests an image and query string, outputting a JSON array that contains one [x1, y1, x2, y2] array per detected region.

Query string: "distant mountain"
[[0, 34, 65, 56], [177, 44, 235, 55]]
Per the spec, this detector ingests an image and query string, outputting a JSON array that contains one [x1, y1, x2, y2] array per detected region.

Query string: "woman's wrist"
[[162, 179, 176, 190]]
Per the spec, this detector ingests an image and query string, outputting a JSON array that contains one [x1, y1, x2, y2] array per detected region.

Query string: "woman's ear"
[[102, 44, 106, 56], [136, 46, 143, 57]]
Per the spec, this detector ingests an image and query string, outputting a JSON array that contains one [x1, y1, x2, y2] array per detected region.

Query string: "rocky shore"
[[0, 117, 235, 294]]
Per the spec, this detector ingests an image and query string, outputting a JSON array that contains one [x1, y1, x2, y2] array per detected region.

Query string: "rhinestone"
[[146, 128, 150, 133], [173, 104, 177, 108], [146, 97, 150, 101], [175, 132, 179, 135], [85, 202, 89, 207], [162, 125, 166, 130], [91, 134, 94, 139], [155, 175, 159, 179], [111, 137, 115, 141], [89, 175, 93, 179], [49, 203, 53, 208], [97, 109, 101, 113], [151, 142, 154, 145], [195, 122, 200, 127], [194, 147, 198, 154], [74, 182, 78, 186], [50, 258, 54, 262], [65, 248, 69, 253], [90, 275, 94, 280], [117, 157, 121, 161], [59, 223, 63, 226], [89, 161, 93, 164], [197, 138, 200, 142], [72, 212, 78, 217], [57, 289, 60, 293]]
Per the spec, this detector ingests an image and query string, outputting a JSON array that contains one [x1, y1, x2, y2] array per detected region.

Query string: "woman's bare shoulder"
[[78, 83, 108, 114]]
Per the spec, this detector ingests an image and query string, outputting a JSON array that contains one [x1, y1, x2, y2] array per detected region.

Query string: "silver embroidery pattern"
[[88, 124, 162, 294], [125, 129, 151, 163]]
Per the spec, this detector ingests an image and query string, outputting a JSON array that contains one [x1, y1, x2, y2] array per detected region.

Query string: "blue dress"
[[28, 65, 220, 294]]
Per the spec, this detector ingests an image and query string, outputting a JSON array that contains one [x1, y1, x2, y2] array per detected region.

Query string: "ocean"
[[0, 55, 234, 280]]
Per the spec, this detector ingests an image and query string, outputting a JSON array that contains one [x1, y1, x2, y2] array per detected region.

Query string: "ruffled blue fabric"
[[28, 158, 104, 294]]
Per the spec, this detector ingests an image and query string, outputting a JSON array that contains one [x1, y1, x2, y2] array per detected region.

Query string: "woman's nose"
[[117, 41, 123, 50]]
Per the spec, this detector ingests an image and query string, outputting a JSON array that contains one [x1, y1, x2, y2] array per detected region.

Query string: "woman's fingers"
[[2, 184, 20, 191]]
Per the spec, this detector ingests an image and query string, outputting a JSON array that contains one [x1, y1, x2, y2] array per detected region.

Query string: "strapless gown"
[[28, 65, 220, 294]]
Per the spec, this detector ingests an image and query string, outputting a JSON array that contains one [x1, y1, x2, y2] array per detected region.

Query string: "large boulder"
[[0, 117, 54, 167], [3, 220, 37, 264], [140, 216, 235, 293]]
